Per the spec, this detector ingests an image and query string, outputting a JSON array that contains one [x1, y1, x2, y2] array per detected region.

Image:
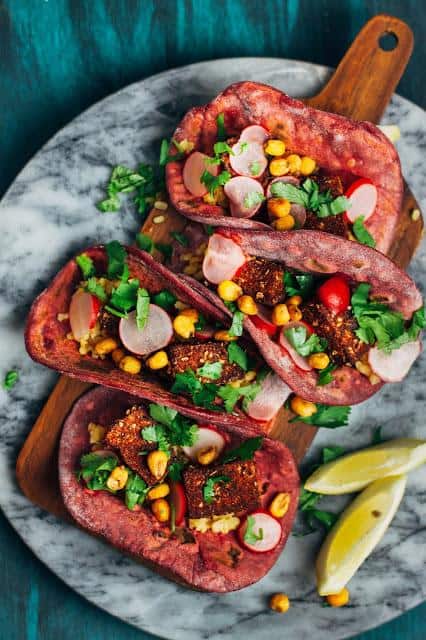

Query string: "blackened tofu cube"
[[233, 258, 285, 306], [183, 460, 260, 518]]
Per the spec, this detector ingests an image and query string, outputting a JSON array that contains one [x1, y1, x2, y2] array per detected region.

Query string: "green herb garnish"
[[283, 272, 315, 300], [153, 290, 177, 310], [78, 452, 118, 491], [271, 178, 350, 218], [3, 370, 18, 391], [168, 461, 186, 482], [352, 216, 376, 247], [136, 232, 154, 253], [147, 403, 199, 448], [203, 475, 231, 504], [243, 191, 265, 209], [106, 240, 129, 281], [86, 277, 108, 303], [243, 515, 264, 544], [222, 437, 263, 463], [108, 279, 139, 313], [197, 362, 223, 380], [136, 288, 150, 329], [217, 380, 262, 413], [291, 404, 351, 428], [229, 310, 244, 337], [125, 472, 149, 510], [216, 113, 227, 141], [317, 362, 337, 386], [371, 426, 384, 445], [200, 169, 231, 195], [76, 254, 95, 279], [159, 139, 186, 166], [227, 342, 248, 371], [249, 160, 261, 176], [284, 325, 327, 357], [171, 231, 189, 247]]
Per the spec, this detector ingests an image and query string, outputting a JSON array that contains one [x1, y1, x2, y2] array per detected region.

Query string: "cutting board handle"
[[307, 14, 414, 123]]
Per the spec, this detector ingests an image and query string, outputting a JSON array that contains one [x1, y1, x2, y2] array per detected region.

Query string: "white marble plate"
[[0, 58, 425, 640]]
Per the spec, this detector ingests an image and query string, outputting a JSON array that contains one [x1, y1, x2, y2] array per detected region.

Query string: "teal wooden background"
[[0, 1, 425, 638]]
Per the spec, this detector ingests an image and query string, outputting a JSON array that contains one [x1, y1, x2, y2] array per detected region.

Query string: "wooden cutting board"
[[16, 15, 423, 520]]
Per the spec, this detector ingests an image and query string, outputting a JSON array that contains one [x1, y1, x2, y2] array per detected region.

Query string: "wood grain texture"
[[2, 1, 426, 639]]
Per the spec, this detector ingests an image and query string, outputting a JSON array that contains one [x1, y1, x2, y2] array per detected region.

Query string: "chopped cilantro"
[[322, 445, 346, 464], [159, 139, 186, 166], [243, 515, 264, 544], [217, 380, 261, 413], [78, 452, 118, 491], [229, 310, 244, 337], [283, 272, 315, 300], [203, 475, 231, 504], [106, 240, 128, 280], [216, 113, 227, 141], [371, 426, 384, 445], [205, 224, 214, 236], [153, 290, 177, 310], [171, 231, 189, 247], [271, 178, 350, 218], [125, 472, 149, 510], [197, 362, 223, 380], [249, 160, 261, 176], [167, 461, 186, 482], [136, 288, 150, 329], [200, 169, 231, 195], [291, 404, 351, 428], [227, 342, 248, 371], [136, 232, 154, 253], [97, 165, 146, 212], [141, 424, 170, 453], [3, 370, 18, 391], [317, 362, 337, 386], [243, 191, 265, 209], [222, 436, 263, 463], [86, 277, 108, 303], [148, 403, 199, 448], [155, 242, 173, 261], [352, 216, 376, 247], [284, 325, 327, 357], [109, 279, 139, 313], [76, 254, 95, 279]]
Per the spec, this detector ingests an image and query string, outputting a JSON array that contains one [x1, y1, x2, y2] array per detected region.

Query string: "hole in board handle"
[[379, 31, 399, 51]]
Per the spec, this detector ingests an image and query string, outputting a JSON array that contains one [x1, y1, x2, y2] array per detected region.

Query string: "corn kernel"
[[300, 156, 316, 176], [211, 514, 240, 534], [173, 314, 195, 339], [269, 158, 289, 177], [197, 446, 218, 465], [411, 208, 421, 221], [290, 396, 317, 418], [244, 370, 257, 382], [88, 422, 106, 444], [119, 355, 142, 375], [217, 280, 243, 302], [369, 373, 381, 385], [267, 197, 292, 218], [147, 450, 169, 480], [308, 352, 330, 370], [286, 154, 302, 173], [269, 492, 291, 518], [106, 465, 129, 491], [180, 308, 199, 323], [147, 483, 170, 500], [230, 379, 243, 388], [111, 348, 125, 365], [196, 242, 208, 256], [288, 304, 302, 321], [269, 593, 290, 614], [214, 330, 238, 342], [151, 498, 170, 523], [94, 337, 119, 356], [355, 360, 372, 377], [147, 350, 169, 370], [237, 295, 258, 315], [264, 139, 286, 156], [272, 303, 290, 326], [326, 588, 350, 607], [189, 517, 211, 533], [273, 215, 295, 231], [183, 262, 200, 276], [286, 295, 302, 306]]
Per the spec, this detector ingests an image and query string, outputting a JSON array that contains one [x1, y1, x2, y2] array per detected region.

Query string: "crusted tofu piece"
[[183, 460, 260, 519], [105, 405, 158, 485], [233, 257, 285, 306], [314, 173, 344, 197], [167, 341, 244, 383], [303, 211, 348, 237], [98, 309, 120, 337], [301, 300, 368, 366]]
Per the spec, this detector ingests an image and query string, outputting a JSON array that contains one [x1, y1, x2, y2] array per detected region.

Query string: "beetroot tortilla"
[[166, 81, 403, 254], [59, 387, 300, 593], [25, 245, 263, 432], [204, 228, 423, 406]]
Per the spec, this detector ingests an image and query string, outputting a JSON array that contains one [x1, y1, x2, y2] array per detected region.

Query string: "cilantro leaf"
[[200, 169, 231, 195], [197, 362, 223, 380], [271, 181, 310, 206], [222, 436, 263, 463], [147, 404, 198, 448], [86, 278, 108, 303], [322, 446, 345, 464], [3, 370, 18, 391], [227, 342, 248, 371], [171, 231, 189, 247], [149, 404, 178, 427], [79, 452, 118, 491], [168, 461, 186, 482], [153, 290, 177, 310], [271, 178, 350, 219], [109, 279, 139, 313], [284, 325, 327, 357], [352, 216, 376, 247], [171, 369, 202, 396], [291, 404, 351, 428], [229, 310, 244, 337], [203, 475, 231, 504], [216, 113, 227, 141], [141, 425, 170, 453], [371, 426, 384, 445], [317, 362, 337, 386], [217, 380, 262, 413], [136, 288, 150, 329], [243, 191, 265, 209], [136, 232, 154, 253], [106, 240, 128, 280], [97, 165, 146, 213], [125, 472, 149, 510], [249, 161, 261, 176], [283, 272, 315, 300], [243, 515, 264, 544], [159, 139, 186, 166], [76, 254, 95, 279]]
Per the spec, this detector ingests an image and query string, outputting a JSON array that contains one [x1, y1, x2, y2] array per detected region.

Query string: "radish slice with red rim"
[[279, 321, 313, 372], [229, 141, 267, 179], [368, 340, 422, 383], [344, 178, 378, 223], [224, 176, 265, 218], [238, 511, 282, 553], [183, 151, 219, 197], [182, 425, 226, 461], [119, 305, 173, 356], [202, 233, 246, 284], [245, 373, 291, 422], [239, 125, 269, 144], [69, 290, 101, 341]]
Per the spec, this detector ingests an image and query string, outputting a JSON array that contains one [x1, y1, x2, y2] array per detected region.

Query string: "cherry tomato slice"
[[317, 276, 350, 314]]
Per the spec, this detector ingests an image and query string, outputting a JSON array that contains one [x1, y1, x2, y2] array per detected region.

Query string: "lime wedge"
[[316, 475, 406, 595], [305, 438, 426, 495]]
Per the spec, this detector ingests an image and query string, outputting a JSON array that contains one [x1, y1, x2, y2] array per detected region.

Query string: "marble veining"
[[0, 58, 425, 640]]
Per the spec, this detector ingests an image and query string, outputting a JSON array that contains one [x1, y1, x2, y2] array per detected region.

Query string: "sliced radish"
[[119, 305, 173, 356], [368, 340, 422, 383], [238, 511, 282, 553], [182, 425, 226, 461], [239, 125, 269, 144], [266, 176, 300, 198], [251, 305, 278, 338], [344, 178, 378, 223], [279, 321, 313, 372], [245, 373, 291, 421], [169, 481, 187, 526], [202, 233, 246, 284], [229, 141, 267, 178], [224, 176, 265, 218], [69, 290, 101, 341], [183, 151, 219, 197]]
